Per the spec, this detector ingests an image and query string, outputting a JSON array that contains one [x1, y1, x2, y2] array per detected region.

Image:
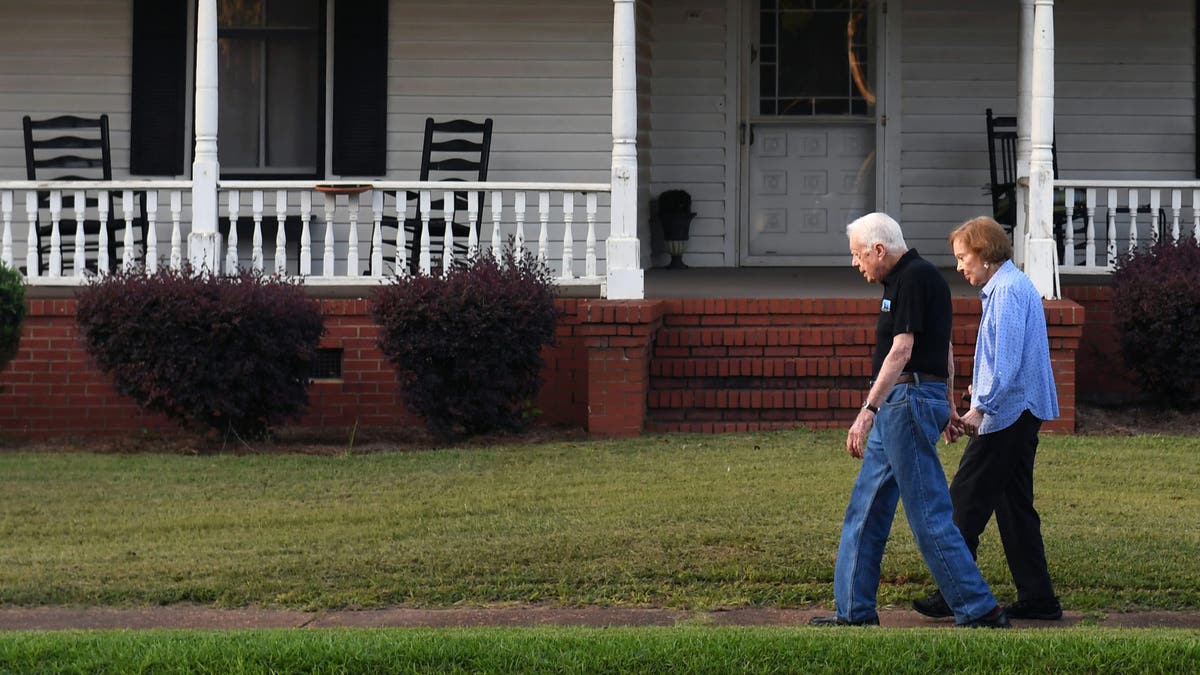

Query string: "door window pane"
[[759, 0, 874, 117]]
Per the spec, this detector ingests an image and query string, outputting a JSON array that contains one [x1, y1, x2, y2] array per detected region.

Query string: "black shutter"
[[332, 0, 388, 176], [130, 0, 187, 176]]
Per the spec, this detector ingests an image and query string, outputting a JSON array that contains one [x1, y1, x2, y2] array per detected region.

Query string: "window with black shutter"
[[129, 0, 388, 179]]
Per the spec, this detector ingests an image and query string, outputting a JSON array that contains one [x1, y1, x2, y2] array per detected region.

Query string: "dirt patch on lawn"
[[1074, 403, 1200, 436], [5, 404, 1198, 455]]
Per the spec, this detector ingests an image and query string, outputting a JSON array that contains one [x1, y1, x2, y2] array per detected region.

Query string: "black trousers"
[[950, 409, 1056, 602]]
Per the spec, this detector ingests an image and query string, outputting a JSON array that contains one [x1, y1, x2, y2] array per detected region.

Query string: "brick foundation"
[[0, 291, 1086, 440]]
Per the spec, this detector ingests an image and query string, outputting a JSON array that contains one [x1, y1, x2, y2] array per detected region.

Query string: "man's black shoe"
[[958, 605, 1012, 628], [1005, 598, 1063, 620], [809, 615, 880, 627], [911, 589, 953, 619]]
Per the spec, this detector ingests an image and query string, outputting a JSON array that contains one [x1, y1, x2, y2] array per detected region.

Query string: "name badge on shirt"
[[881, 299, 891, 312]]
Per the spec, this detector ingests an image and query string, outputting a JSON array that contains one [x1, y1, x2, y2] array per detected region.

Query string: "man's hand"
[[846, 408, 874, 459]]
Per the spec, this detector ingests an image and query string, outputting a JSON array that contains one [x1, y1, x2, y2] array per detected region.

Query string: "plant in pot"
[[657, 189, 696, 269]]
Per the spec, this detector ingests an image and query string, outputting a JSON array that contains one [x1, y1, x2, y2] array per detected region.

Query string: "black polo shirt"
[[871, 249, 952, 378]]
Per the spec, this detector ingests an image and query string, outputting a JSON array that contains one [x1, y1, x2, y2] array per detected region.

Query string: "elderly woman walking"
[[912, 215, 1063, 621]]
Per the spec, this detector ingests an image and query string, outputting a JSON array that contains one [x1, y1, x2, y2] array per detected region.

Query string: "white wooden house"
[[5, 0, 1180, 436], [0, 0, 1195, 299]]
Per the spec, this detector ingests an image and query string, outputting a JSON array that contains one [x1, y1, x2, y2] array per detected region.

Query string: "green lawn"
[[0, 627, 1197, 674], [0, 430, 1197, 611]]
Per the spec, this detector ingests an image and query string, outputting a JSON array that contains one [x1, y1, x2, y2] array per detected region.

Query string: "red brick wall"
[[0, 297, 590, 439], [0, 293, 1086, 440], [1062, 283, 1141, 404]]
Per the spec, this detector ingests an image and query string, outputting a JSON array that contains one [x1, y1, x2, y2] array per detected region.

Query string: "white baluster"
[[226, 190, 240, 274], [121, 190, 136, 272], [300, 191, 312, 276], [1149, 190, 1161, 245], [370, 190, 383, 276], [170, 191, 183, 270], [1128, 189, 1139, 253], [97, 193, 110, 274], [394, 192, 408, 277], [322, 192, 336, 277], [275, 190, 288, 275], [1193, 189, 1200, 241], [490, 191, 503, 255], [1062, 187, 1075, 265], [1084, 188, 1096, 267], [145, 191, 159, 274], [1106, 188, 1117, 270], [561, 192, 575, 279], [347, 193, 361, 277], [586, 193, 598, 278], [24, 192, 38, 277], [49, 191, 62, 277], [419, 191, 432, 276], [1171, 189, 1182, 242], [251, 191, 264, 272], [466, 191, 479, 262], [514, 192, 526, 254], [0, 191, 11, 269], [537, 191, 550, 262], [442, 190, 455, 276], [72, 190, 86, 277]]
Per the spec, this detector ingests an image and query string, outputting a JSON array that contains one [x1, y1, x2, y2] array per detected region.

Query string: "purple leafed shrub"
[[75, 267, 324, 439], [1112, 237, 1200, 404], [370, 250, 560, 440], [0, 261, 25, 374]]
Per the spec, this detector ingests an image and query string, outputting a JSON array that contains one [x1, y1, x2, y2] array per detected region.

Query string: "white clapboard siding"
[[385, 0, 617, 266], [900, 0, 1196, 262], [647, 0, 731, 267], [0, 0, 132, 178]]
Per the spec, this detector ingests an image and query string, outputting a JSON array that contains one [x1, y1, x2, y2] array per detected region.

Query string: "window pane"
[[759, 1, 873, 117], [778, 12, 847, 99], [266, 36, 318, 171], [267, 0, 318, 27], [219, 0, 264, 27], [217, 37, 261, 168]]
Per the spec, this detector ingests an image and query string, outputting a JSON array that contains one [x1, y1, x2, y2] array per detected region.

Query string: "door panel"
[[748, 123, 875, 260]]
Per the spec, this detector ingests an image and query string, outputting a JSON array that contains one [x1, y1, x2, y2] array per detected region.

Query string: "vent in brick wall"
[[310, 348, 344, 380]]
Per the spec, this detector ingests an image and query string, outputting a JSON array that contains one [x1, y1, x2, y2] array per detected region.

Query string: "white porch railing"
[[0, 180, 191, 283], [0, 180, 611, 291], [1053, 180, 1200, 274]]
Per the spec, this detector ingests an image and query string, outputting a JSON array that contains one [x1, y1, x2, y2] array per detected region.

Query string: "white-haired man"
[[810, 212, 1010, 628]]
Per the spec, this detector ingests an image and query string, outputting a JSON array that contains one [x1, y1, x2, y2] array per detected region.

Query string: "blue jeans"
[[833, 381, 998, 624]]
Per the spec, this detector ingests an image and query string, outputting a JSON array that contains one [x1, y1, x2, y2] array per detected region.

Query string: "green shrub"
[[1112, 237, 1200, 405], [370, 250, 560, 440], [75, 267, 324, 439], [0, 261, 24, 373]]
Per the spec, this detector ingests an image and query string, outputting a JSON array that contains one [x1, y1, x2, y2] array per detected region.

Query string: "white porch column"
[[606, 0, 644, 299], [1014, 0, 1035, 266], [189, 0, 223, 272], [1025, 0, 1058, 298]]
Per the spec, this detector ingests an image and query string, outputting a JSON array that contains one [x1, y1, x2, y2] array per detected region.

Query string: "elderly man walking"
[[810, 212, 1010, 628]]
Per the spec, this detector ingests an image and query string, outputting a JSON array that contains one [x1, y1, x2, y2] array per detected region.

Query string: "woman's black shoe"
[[912, 590, 953, 618], [1005, 598, 1063, 620]]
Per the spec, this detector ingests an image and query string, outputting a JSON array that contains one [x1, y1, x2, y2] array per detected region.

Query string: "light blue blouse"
[[972, 260, 1060, 434]]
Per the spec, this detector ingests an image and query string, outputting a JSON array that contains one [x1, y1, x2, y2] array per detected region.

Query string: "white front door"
[[741, 0, 883, 265]]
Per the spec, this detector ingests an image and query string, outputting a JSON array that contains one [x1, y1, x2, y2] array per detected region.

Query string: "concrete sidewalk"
[[1, 606, 1198, 631]]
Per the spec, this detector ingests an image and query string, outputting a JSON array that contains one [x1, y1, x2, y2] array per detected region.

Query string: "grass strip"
[[0, 627, 1197, 674], [0, 431, 1196, 610]]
